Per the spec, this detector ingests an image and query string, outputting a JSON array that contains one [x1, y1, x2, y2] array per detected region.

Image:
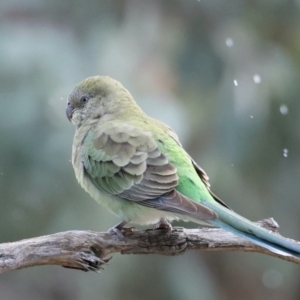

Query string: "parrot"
[[66, 75, 300, 258]]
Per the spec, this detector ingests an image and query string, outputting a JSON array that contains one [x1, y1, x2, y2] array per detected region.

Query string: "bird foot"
[[108, 227, 124, 239], [108, 221, 136, 239], [153, 219, 173, 235]]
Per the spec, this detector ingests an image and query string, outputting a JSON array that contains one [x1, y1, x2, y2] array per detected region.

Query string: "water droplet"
[[253, 74, 261, 84], [279, 105, 289, 115], [283, 148, 289, 158], [250, 115, 253, 118], [226, 38, 234, 47], [262, 269, 283, 289], [233, 80, 238, 86]]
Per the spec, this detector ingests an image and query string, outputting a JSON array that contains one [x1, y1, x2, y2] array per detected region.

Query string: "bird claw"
[[108, 224, 136, 239], [108, 227, 125, 239], [153, 219, 173, 236]]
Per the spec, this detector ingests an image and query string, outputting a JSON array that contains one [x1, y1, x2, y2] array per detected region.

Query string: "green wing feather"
[[81, 121, 217, 221]]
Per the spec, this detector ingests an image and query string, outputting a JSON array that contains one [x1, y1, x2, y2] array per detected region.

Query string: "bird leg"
[[154, 218, 173, 234], [108, 220, 136, 238]]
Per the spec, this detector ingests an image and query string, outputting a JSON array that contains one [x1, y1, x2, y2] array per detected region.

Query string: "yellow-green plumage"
[[67, 76, 300, 258]]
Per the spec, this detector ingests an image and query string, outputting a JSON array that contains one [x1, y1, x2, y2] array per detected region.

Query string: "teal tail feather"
[[202, 200, 300, 258]]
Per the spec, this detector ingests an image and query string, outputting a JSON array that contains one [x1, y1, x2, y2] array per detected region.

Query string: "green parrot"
[[66, 76, 300, 258]]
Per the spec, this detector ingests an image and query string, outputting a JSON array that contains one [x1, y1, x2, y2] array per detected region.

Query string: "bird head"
[[66, 76, 139, 127]]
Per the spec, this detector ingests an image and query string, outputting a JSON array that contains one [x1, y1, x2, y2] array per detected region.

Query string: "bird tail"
[[202, 200, 300, 258]]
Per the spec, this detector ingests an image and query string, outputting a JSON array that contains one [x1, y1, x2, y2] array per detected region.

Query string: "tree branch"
[[1, 218, 300, 274]]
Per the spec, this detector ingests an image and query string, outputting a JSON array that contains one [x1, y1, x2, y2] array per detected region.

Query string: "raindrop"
[[233, 80, 238, 86], [283, 148, 289, 158], [226, 38, 234, 47], [250, 115, 253, 119], [279, 105, 289, 115], [253, 74, 261, 84]]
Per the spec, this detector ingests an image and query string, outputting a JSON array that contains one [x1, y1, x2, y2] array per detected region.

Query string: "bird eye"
[[67, 101, 71, 106], [81, 96, 89, 103]]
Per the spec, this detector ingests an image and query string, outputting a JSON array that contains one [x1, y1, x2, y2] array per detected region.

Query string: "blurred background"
[[1, 0, 300, 299]]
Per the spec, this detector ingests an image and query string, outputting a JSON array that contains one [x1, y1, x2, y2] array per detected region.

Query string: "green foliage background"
[[1, 1, 300, 299]]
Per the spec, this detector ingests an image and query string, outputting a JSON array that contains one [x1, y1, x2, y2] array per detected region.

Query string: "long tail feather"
[[202, 200, 300, 258]]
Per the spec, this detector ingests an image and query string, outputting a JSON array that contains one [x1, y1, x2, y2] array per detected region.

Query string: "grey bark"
[[1, 218, 299, 274]]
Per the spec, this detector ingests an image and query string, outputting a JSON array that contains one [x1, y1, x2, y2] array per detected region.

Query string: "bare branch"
[[1, 218, 299, 274]]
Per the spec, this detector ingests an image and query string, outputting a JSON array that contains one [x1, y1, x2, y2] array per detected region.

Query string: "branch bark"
[[1, 218, 300, 274]]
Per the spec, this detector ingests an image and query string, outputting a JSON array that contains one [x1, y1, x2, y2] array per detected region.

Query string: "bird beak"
[[66, 103, 74, 122]]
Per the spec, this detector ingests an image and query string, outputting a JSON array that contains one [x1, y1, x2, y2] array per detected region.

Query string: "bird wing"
[[81, 122, 217, 221], [166, 126, 231, 209], [191, 159, 231, 209]]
